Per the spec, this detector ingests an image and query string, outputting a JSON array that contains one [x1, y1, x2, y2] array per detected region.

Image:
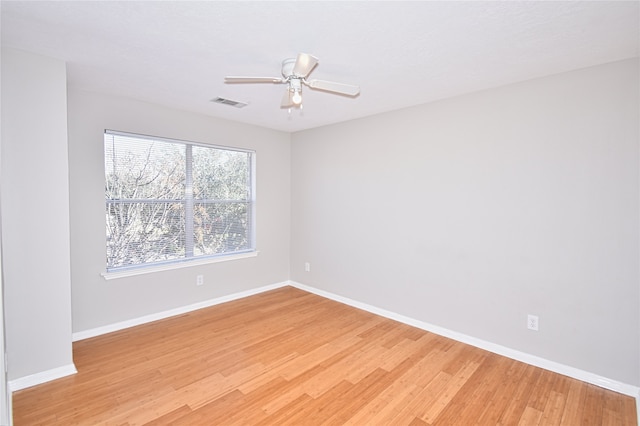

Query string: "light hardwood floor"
[[13, 286, 637, 425]]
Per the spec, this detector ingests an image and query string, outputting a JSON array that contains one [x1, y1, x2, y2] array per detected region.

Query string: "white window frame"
[[102, 130, 256, 279]]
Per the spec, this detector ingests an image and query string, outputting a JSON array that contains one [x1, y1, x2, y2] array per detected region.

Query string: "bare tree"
[[105, 135, 252, 270]]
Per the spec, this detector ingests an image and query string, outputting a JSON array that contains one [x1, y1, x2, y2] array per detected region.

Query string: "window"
[[104, 130, 255, 271]]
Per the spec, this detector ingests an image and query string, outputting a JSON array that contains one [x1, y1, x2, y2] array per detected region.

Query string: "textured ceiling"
[[1, 1, 638, 133]]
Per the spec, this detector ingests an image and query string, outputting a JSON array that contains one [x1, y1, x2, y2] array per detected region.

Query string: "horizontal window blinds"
[[104, 131, 255, 271]]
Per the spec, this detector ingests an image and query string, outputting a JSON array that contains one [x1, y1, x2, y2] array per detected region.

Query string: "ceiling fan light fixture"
[[292, 90, 302, 105], [289, 78, 303, 106]]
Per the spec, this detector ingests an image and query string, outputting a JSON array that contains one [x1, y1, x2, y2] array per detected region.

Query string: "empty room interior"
[[1, 1, 639, 424]]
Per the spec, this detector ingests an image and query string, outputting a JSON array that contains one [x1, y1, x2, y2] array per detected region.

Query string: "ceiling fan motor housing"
[[281, 58, 297, 78]]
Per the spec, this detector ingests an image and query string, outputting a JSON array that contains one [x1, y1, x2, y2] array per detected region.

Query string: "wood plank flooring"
[[12, 286, 637, 425]]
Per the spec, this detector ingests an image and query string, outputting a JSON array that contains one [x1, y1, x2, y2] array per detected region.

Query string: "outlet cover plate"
[[527, 314, 539, 331]]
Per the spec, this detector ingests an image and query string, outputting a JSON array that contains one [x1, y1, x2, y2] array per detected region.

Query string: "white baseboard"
[[72, 281, 289, 342], [289, 281, 640, 402], [9, 363, 77, 392]]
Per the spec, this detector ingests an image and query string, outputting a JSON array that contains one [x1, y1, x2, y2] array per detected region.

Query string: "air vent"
[[211, 97, 248, 108]]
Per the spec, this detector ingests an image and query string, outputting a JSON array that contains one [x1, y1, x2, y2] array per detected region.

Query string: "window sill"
[[101, 251, 259, 280]]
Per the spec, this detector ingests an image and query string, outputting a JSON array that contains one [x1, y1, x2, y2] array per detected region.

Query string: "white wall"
[[0, 244, 8, 423], [291, 59, 640, 386], [67, 90, 291, 333], [0, 48, 74, 381]]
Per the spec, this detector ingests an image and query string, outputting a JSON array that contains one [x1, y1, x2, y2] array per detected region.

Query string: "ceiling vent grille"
[[211, 97, 248, 108]]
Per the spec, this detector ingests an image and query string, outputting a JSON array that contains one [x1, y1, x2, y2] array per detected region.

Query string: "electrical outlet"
[[304, 262, 311, 272], [196, 275, 204, 286], [527, 314, 539, 331]]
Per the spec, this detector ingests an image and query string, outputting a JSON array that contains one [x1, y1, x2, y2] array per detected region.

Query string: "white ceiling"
[[1, 1, 638, 133]]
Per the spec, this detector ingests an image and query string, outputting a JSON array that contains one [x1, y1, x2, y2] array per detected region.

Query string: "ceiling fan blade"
[[225, 76, 284, 83], [292, 53, 319, 78], [281, 88, 293, 107], [306, 79, 360, 96]]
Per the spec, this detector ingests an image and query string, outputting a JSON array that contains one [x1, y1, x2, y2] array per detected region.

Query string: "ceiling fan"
[[224, 53, 360, 109]]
